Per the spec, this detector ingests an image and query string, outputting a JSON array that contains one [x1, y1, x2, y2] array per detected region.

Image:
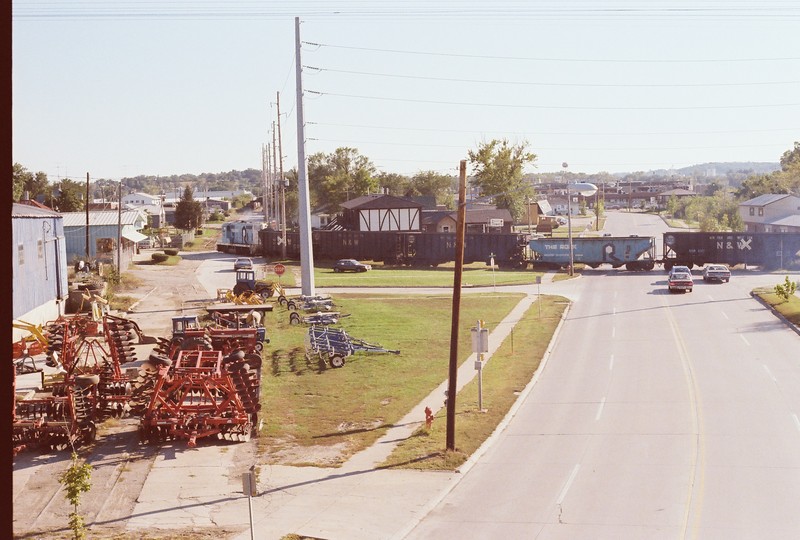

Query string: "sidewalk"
[[128, 273, 559, 540]]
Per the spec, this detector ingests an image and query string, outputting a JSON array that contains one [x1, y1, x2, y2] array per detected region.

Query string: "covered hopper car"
[[529, 236, 657, 271]]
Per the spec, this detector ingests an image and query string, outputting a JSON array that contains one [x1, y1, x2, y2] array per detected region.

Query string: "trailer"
[[529, 236, 657, 271], [662, 232, 800, 270], [216, 220, 266, 255]]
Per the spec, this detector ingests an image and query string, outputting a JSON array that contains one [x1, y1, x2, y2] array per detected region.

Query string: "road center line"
[[763, 364, 777, 382], [739, 334, 750, 346], [557, 464, 581, 505], [719, 310, 729, 320], [609, 355, 614, 371], [792, 414, 800, 432], [595, 397, 606, 421]]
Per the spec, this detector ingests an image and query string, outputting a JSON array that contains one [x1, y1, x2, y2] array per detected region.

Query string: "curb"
[[750, 291, 800, 337], [392, 299, 572, 540]]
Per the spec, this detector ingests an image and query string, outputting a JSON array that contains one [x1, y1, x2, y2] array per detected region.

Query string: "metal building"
[[61, 209, 147, 268], [12, 203, 69, 339]]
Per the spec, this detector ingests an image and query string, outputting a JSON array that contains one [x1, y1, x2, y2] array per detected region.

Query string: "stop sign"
[[274, 263, 286, 276]]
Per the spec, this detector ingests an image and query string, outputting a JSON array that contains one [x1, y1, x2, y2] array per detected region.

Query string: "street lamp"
[[566, 180, 598, 276]]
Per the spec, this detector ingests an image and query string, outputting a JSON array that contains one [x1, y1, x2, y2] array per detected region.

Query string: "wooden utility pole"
[[446, 160, 468, 452]]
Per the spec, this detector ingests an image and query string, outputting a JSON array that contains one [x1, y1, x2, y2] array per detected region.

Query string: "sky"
[[11, 1, 800, 183]]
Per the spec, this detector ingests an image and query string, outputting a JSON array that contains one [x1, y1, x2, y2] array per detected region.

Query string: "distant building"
[[739, 194, 800, 233], [61, 209, 148, 268], [122, 192, 166, 228]]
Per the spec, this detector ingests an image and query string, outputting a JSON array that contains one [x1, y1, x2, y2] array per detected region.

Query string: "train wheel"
[[289, 312, 301, 325]]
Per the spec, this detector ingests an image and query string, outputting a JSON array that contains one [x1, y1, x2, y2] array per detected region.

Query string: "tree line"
[[12, 141, 800, 232]]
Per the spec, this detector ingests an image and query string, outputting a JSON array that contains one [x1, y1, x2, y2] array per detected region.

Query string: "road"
[[405, 216, 800, 539]]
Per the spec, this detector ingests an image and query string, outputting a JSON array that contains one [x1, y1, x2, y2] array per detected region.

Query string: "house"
[[739, 194, 800, 233], [61, 209, 148, 268], [656, 188, 698, 210], [338, 194, 423, 232], [122, 192, 166, 228], [12, 203, 69, 339], [422, 208, 514, 233]]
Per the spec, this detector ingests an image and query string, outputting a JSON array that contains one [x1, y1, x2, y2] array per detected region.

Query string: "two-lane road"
[[406, 270, 800, 539]]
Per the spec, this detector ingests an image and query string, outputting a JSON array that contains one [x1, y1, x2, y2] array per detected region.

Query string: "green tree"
[[308, 147, 377, 208], [174, 186, 204, 230], [376, 172, 411, 197], [409, 171, 456, 207], [55, 179, 86, 212], [467, 139, 537, 222], [13, 163, 50, 203], [59, 452, 92, 540], [774, 275, 798, 302]]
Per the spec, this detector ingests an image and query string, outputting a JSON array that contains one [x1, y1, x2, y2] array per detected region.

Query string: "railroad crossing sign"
[[274, 263, 286, 276]]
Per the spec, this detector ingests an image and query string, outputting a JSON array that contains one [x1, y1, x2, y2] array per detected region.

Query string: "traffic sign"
[[274, 263, 286, 276]]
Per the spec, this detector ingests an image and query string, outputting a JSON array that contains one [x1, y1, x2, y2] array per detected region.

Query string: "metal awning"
[[121, 225, 148, 243]]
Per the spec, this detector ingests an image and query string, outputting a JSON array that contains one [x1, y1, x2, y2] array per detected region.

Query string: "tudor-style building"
[[337, 194, 422, 232]]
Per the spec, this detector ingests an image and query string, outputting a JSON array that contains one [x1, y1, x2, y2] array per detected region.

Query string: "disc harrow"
[[138, 349, 262, 447]]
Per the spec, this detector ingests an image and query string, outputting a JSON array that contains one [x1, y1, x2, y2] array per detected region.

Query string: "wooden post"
[[446, 160, 467, 452]]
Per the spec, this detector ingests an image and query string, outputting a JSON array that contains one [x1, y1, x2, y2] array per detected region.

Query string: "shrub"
[[164, 248, 179, 256], [152, 253, 169, 263]]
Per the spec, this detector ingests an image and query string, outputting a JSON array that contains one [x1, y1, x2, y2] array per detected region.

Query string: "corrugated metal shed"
[[61, 209, 147, 227], [12, 203, 69, 323]]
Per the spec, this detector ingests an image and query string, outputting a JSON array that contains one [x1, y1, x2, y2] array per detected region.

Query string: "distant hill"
[[673, 162, 779, 176]]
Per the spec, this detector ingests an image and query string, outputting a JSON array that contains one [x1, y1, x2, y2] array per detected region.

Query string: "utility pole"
[[294, 16, 315, 296], [116, 181, 122, 273], [446, 160, 468, 452], [85, 173, 90, 261], [277, 93, 287, 259], [271, 125, 279, 228]]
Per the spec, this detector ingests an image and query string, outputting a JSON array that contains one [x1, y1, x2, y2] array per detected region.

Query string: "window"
[[38, 239, 44, 259], [18, 244, 24, 264], [758, 208, 764, 216], [749, 207, 755, 216]]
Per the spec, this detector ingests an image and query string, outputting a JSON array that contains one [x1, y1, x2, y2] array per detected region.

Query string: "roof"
[[658, 189, 696, 196], [421, 208, 513, 225], [421, 210, 455, 225], [61, 209, 146, 227], [12, 202, 61, 218], [340, 194, 423, 210], [740, 194, 798, 206], [768, 214, 800, 227]]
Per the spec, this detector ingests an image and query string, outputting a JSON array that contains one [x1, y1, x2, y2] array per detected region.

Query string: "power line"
[[307, 90, 800, 110], [303, 42, 800, 63]]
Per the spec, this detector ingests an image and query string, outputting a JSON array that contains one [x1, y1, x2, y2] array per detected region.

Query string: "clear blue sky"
[[12, 1, 800, 182]]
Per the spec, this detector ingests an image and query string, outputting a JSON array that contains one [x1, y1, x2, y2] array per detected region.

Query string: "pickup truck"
[[702, 264, 731, 283]]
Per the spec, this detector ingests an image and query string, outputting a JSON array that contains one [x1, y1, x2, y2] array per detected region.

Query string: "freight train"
[[252, 228, 800, 271], [529, 232, 800, 271], [260, 229, 529, 268]]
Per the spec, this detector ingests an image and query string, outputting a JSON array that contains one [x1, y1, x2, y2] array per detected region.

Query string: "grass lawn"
[[381, 294, 568, 470], [265, 260, 555, 289], [258, 291, 554, 466], [753, 286, 800, 326]]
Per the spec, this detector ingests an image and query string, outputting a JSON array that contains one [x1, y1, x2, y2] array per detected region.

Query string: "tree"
[[376, 172, 411, 197], [13, 163, 50, 203], [467, 139, 537, 222], [174, 186, 204, 230], [59, 452, 92, 540], [54, 179, 86, 212], [308, 148, 378, 208], [774, 275, 798, 302], [409, 171, 456, 207]]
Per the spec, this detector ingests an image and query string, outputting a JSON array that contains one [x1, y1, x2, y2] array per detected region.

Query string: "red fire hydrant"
[[424, 406, 434, 429]]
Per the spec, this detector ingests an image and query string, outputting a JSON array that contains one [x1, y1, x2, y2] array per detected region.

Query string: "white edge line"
[[557, 464, 581, 505], [609, 355, 614, 371], [792, 414, 800, 432], [763, 364, 776, 381], [739, 334, 750, 346], [595, 397, 606, 421]]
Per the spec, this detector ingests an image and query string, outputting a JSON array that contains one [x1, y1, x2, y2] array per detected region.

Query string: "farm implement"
[[138, 349, 262, 447], [305, 325, 400, 368]]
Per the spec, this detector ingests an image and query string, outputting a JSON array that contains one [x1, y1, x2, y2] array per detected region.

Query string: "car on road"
[[333, 259, 372, 273], [668, 265, 692, 278], [234, 257, 253, 271], [668, 271, 694, 293], [703, 264, 731, 283]]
